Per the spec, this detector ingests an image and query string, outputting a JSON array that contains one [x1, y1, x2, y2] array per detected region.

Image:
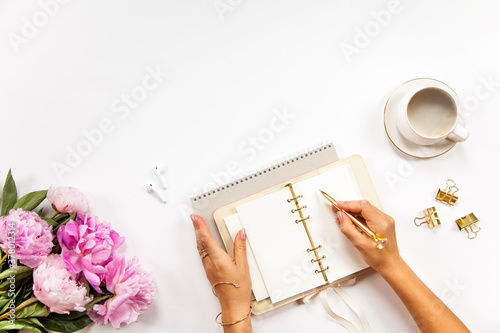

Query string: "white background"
[[1, 0, 499, 332]]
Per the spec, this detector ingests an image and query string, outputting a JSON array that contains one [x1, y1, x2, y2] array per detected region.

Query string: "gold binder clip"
[[455, 213, 480, 239], [436, 179, 459, 206], [414, 207, 441, 228]]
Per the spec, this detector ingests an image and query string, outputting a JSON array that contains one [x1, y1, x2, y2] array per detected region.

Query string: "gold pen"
[[319, 190, 388, 250]]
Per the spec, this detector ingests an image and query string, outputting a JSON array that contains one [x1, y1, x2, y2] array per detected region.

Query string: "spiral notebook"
[[191, 143, 340, 248], [211, 154, 382, 314]]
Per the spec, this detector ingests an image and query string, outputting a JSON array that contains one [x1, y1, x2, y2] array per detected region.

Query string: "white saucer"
[[384, 78, 459, 159]]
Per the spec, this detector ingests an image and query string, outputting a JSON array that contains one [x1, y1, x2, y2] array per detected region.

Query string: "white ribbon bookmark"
[[319, 286, 373, 333]]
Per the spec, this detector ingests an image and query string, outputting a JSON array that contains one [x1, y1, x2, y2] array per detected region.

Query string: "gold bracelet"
[[215, 306, 252, 326], [211, 282, 239, 297]]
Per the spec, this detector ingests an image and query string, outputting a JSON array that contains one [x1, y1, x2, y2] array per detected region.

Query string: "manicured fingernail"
[[336, 212, 343, 223], [241, 228, 246, 240], [190, 214, 198, 227]]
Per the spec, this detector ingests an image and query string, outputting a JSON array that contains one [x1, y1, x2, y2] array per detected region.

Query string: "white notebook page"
[[224, 214, 270, 301], [236, 164, 368, 303]]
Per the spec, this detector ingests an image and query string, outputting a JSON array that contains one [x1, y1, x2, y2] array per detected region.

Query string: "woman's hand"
[[191, 214, 252, 330], [331, 201, 469, 332], [332, 200, 403, 274]]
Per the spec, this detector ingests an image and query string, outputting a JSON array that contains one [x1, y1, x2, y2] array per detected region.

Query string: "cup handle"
[[447, 124, 470, 142]]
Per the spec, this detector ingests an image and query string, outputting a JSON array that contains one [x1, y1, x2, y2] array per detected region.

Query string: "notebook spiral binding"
[[285, 183, 330, 283], [192, 142, 334, 201]]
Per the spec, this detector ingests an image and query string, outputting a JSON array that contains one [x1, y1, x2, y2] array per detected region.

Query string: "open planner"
[[213, 154, 383, 314]]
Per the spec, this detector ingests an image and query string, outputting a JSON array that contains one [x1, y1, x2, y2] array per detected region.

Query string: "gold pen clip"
[[319, 190, 388, 250]]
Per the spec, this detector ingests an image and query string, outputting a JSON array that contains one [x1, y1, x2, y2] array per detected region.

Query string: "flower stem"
[[0, 297, 39, 320], [49, 212, 58, 219], [0, 254, 7, 266]]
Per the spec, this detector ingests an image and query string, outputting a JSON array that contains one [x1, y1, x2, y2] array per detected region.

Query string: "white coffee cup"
[[396, 86, 469, 146]]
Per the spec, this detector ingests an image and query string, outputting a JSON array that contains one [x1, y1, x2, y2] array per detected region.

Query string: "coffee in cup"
[[396, 86, 469, 146]]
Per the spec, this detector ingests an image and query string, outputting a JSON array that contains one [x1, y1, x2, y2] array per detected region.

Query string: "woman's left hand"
[[191, 214, 252, 325]]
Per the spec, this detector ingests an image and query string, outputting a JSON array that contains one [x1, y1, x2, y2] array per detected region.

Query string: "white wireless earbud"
[[155, 166, 168, 190], [147, 183, 167, 203]]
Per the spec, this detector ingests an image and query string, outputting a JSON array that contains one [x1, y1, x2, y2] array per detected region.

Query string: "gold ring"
[[201, 252, 209, 259]]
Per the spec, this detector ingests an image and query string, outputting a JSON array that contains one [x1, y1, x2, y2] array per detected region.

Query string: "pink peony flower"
[[89, 256, 156, 329], [33, 254, 92, 314], [0, 209, 54, 268], [47, 186, 89, 215], [57, 213, 125, 293]]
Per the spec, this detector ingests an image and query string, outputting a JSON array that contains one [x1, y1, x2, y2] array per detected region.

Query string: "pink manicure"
[[336, 211, 343, 222], [190, 214, 198, 226]]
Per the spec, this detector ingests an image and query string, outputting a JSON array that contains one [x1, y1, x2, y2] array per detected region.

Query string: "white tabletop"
[[1, 1, 499, 332]]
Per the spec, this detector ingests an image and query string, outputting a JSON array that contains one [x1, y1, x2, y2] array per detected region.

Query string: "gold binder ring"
[[291, 205, 307, 213], [311, 255, 326, 263], [315, 266, 330, 274], [287, 195, 303, 203], [307, 245, 322, 252], [295, 216, 310, 224]]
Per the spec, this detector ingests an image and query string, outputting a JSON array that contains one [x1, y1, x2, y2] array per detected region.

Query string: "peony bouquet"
[[0, 170, 155, 332]]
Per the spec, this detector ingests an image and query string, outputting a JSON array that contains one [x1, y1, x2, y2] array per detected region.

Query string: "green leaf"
[[14, 283, 26, 308], [81, 278, 90, 298], [53, 213, 69, 223], [22, 289, 34, 302], [50, 244, 61, 254], [0, 269, 33, 293], [14, 301, 49, 319], [12, 190, 47, 212], [53, 213, 76, 232], [0, 267, 32, 281], [0, 287, 20, 315], [41, 218, 58, 228], [0, 298, 10, 311], [44, 311, 87, 321], [1, 170, 17, 216], [27, 317, 43, 327], [0, 320, 48, 333], [63, 212, 76, 224], [86, 294, 111, 312], [37, 312, 93, 333]]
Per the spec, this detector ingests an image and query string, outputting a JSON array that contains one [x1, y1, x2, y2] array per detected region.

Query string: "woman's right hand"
[[333, 201, 470, 332], [332, 200, 403, 274]]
